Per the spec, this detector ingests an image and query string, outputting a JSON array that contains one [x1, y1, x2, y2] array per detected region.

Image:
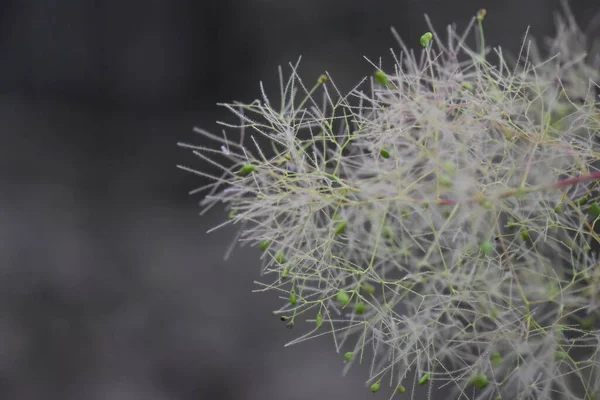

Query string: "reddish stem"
[[436, 171, 600, 206]]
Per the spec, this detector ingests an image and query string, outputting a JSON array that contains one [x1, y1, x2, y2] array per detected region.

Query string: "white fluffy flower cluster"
[[180, 3, 600, 399]]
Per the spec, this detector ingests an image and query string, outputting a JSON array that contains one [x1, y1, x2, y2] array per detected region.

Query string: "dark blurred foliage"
[[0, 1, 598, 399]]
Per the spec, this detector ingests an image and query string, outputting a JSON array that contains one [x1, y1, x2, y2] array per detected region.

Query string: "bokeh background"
[[0, 1, 598, 399]]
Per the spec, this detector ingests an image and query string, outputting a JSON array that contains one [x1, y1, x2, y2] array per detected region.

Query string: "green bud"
[[382, 225, 394, 240], [589, 202, 600, 217], [461, 81, 474, 91], [441, 161, 457, 175], [344, 352, 354, 362], [362, 283, 376, 295], [275, 250, 286, 265], [476, 8, 487, 22], [228, 209, 238, 219], [318, 74, 328, 84], [238, 163, 257, 176], [336, 290, 351, 307], [519, 228, 530, 241], [396, 384, 406, 394], [470, 373, 489, 389], [316, 311, 323, 328], [370, 381, 381, 393], [438, 175, 453, 187], [489, 306, 498, 319], [480, 240, 494, 255], [258, 240, 271, 251], [289, 290, 297, 305], [355, 303, 367, 314], [577, 195, 589, 206], [491, 351, 502, 366], [554, 203, 564, 214], [380, 148, 390, 158], [555, 351, 569, 361], [418, 373, 430, 385], [480, 199, 493, 209], [281, 265, 290, 280], [334, 220, 348, 236], [374, 70, 389, 87], [420, 32, 433, 48]]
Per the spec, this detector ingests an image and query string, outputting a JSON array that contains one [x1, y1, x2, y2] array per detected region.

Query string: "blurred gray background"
[[0, 1, 598, 399]]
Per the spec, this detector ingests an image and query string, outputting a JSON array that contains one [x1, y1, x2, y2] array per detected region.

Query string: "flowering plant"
[[180, 3, 600, 399]]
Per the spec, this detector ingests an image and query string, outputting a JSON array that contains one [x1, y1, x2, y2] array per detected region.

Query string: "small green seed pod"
[[396, 384, 406, 394], [334, 220, 348, 236], [362, 283, 376, 295], [589, 202, 600, 217], [577, 195, 589, 206], [380, 148, 390, 159], [491, 351, 502, 367], [336, 291, 351, 307], [480, 199, 493, 209], [340, 293, 354, 307], [318, 74, 328, 84], [418, 373, 430, 385], [382, 225, 394, 240], [555, 351, 569, 361], [470, 373, 489, 389], [289, 290, 297, 305], [374, 70, 389, 87], [554, 203, 564, 214], [237, 163, 257, 176], [441, 161, 457, 175], [461, 81, 474, 91], [258, 240, 271, 251], [438, 175, 453, 187], [275, 250, 286, 265], [355, 303, 367, 315], [420, 32, 433, 48], [228, 209, 238, 219], [281, 266, 290, 280], [489, 307, 499, 320], [316, 311, 323, 328], [480, 240, 494, 256], [344, 352, 354, 362], [519, 228, 530, 241], [370, 381, 381, 393]]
